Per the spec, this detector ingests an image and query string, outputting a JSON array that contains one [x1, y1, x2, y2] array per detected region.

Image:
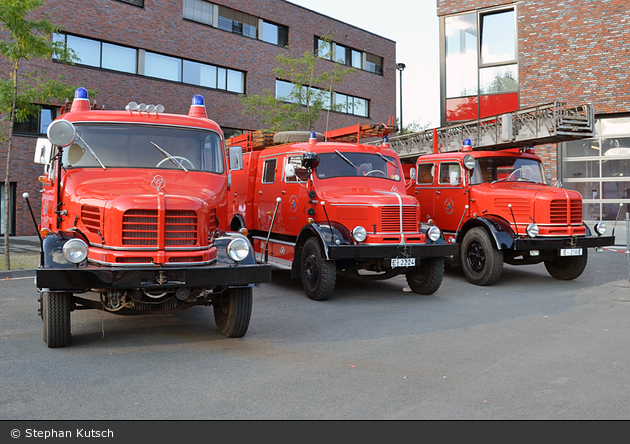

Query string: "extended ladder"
[[387, 102, 595, 160]]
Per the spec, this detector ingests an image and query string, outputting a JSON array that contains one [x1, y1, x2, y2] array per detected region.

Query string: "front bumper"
[[513, 235, 615, 251], [327, 242, 458, 261], [36, 263, 272, 292]]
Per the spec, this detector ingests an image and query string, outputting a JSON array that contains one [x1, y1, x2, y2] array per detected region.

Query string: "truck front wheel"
[[544, 250, 588, 280], [405, 258, 444, 295], [213, 287, 253, 338], [300, 237, 336, 301], [42, 291, 71, 348], [461, 227, 504, 286]]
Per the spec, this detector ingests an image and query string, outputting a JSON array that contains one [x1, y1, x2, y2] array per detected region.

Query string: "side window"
[[438, 162, 462, 185], [262, 158, 277, 183], [417, 163, 435, 185], [285, 156, 308, 182]]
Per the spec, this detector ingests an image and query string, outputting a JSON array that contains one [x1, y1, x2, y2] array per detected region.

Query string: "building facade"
[[437, 0, 630, 223], [0, 0, 396, 236]]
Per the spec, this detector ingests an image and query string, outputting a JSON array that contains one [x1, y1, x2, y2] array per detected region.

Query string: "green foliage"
[[240, 33, 355, 132], [399, 118, 432, 135]]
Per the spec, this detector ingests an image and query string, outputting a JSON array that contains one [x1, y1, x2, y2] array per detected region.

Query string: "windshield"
[[314, 152, 401, 181], [61, 124, 224, 173], [471, 156, 546, 185]]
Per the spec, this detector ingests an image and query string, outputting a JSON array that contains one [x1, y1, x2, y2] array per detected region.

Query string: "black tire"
[[461, 227, 504, 286], [43, 291, 71, 348], [300, 237, 336, 301], [213, 287, 253, 338], [544, 249, 588, 280], [405, 257, 444, 295]]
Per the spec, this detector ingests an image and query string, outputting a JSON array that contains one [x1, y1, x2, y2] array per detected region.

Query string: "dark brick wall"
[[0, 0, 396, 235]]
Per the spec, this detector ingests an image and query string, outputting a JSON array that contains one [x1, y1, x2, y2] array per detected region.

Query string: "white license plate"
[[560, 248, 583, 256], [391, 258, 416, 268]]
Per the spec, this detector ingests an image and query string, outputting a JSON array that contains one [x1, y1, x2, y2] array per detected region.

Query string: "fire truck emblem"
[[391, 186, 399, 193], [289, 195, 298, 213], [444, 197, 455, 214], [151, 175, 165, 190]]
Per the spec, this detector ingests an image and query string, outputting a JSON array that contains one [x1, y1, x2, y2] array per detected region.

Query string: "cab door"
[[413, 162, 436, 223], [256, 155, 281, 233], [432, 160, 464, 233]]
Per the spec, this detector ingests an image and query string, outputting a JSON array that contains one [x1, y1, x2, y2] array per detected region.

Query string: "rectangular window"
[[351, 50, 362, 69], [102, 42, 137, 74], [262, 21, 288, 47], [217, 67, 227, 90], [13, 106, 59, 135], [479, 64, 518, 94], [0, 182, 16, 236], [335, 44, 347, 64], [263, 158, 277, 183], [285, 156, 308, 182], [364, 53, 383, 75], [66, 34, 101, 67], [183, 60, 217, 89], [144, 52, 181, 82], [276, 79, 295, 102], [445, 13, 478, 98], [218, 6, 258, 38], [316, 38, 332, 60], [480, 9, 516, 65], [227, 70, 244, 93], [417, 163, 435, 185], [439, 162, 462, 185], [183, 0, 213, 26]]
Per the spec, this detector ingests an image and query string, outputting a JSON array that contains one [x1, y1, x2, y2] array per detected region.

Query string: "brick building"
[[0, 0, 396, 235], [436, 0, 630, 222]]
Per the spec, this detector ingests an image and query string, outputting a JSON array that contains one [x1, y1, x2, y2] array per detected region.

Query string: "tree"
[[399, 119, 432, 135], [240, 34, 356, 132], [0, 0, 84, 270]]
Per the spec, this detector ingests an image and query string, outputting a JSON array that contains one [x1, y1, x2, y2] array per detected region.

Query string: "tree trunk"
[[4, 63, 19, 270]]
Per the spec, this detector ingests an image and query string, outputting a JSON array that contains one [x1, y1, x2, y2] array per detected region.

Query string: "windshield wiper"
[[151, 141, 188, 172], [75, 132, 106, 170], [334, 150, 357, 169], [377, 152, 396, 167]]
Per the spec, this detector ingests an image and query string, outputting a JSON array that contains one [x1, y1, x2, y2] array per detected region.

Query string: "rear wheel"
[[42, 291, 71, 348], [461, 227, 504, 286], [213, 287, 253, 338], [300, 237, 336, 301], [544, 249, 588, 280], [405, 257, 444, 295]]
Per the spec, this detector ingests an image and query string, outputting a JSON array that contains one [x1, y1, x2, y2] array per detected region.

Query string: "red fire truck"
[[399, 117, 616, 286], [29, 88, 271, 348], [225, 125, 458, 301]]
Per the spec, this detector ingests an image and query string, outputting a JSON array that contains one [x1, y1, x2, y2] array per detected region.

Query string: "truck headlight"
[[62, 238, 88, 264], [526, 223, 539, 238], [227, 238, 250, 262], [352, 226, 367, 242], [427, 226, 441, 242], [595, 222, 607, 235]]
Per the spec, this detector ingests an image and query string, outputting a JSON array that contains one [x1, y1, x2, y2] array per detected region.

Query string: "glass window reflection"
[[480, 10, 516, 65], [445, 13, 478, 98]]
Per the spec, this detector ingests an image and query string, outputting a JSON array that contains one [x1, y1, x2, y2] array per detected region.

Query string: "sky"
[[287, 0, 441, 128]]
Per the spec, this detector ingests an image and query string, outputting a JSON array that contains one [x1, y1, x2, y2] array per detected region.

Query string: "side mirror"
[[34, 138, 52, 165], [229, 146, 243, 171], [302, 151, 320, 169], [450, 172, 460, 186], [409, 168, 416, 181], [285, 163, 295, 179]]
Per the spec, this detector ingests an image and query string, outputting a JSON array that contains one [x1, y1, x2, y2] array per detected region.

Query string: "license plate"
[[391, 258, 416, 268], [560, 248, 583, 256]]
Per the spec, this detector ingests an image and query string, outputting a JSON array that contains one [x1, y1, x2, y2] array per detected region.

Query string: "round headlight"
[[427, 225, 441, 242], [463, 154, 475, 170], [227, 238, 250, 262], [352, 226, 367, 243], [526, 223, 539, 238], [62, 238, 88, 264], [595, 222, 607, 235]]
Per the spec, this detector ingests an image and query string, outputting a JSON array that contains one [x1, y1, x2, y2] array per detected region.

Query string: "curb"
[[0, 269, 36, 279]]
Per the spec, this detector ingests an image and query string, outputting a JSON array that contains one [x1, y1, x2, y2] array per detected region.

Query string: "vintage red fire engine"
[[30, 88, 271, 348], [225, 126, 458, 301], [407, 138, 615, 285]]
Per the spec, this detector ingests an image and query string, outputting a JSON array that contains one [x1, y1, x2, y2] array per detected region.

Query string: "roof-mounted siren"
[[308, 131, 317, 147], [462, 138, 473, 152], [70, 87, 91, 112], [382, 136, 390, 149], [188, 94, 207, 118]]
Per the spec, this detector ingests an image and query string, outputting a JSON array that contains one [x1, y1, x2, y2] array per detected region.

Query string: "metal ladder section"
[[387, 102, 595, 160]]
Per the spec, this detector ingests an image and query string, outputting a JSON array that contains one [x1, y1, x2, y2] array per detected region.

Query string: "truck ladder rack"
[[387, 102, 595, 160]]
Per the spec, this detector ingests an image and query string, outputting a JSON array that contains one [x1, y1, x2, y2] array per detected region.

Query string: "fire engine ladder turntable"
[[386, 102, 595, 159]]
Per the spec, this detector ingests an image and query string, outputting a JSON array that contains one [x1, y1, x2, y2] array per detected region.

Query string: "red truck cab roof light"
[[462, 138, 472, 152], [70, 87, 91, 112]]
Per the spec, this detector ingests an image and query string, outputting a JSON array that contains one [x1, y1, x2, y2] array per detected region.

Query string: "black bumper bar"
[[327, 242, 458, 261], [513, 235, 615, 251], [36, 264, 272, 292]]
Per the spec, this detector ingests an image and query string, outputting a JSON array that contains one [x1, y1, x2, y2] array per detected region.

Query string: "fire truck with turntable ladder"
[[378, 102, 617, 285]]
